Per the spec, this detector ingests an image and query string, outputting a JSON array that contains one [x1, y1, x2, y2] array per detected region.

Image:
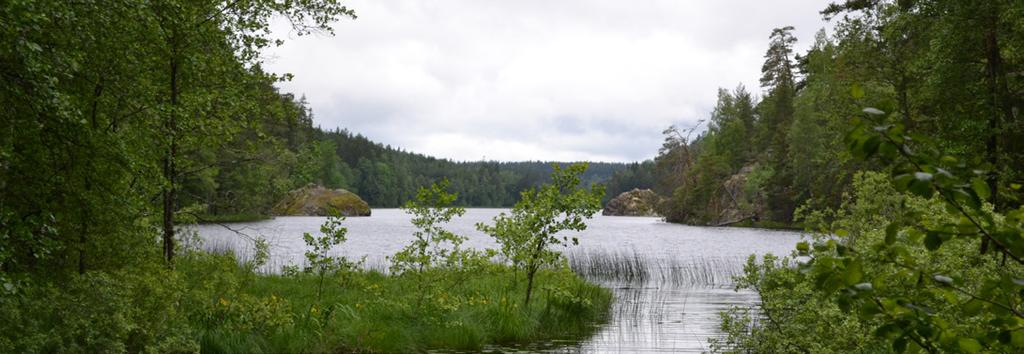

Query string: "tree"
[[150, 0, 355, 265], [477, 163, 603, 305], [759, 26, 800, 222], [300, 212, 355, 302], [391, 179, 468, 274]]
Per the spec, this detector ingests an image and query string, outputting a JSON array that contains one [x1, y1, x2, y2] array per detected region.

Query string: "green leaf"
[[844, 260, 863, 286], [908, 178, 933, 198], [957, 338, 982, 353], [893, 337, 908, 353], [875, 323, 900, 338], [963, 299, 984, 316], [851, 83, 865, 99], [971, 177, 991, 200], [893, 174, 915, 192], [859, 301, 882, 319], [1012, 331, 1024, 347]]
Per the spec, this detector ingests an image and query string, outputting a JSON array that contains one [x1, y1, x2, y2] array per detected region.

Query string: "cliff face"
[[602, 189, 662, 217], [272, 184, 371, 217]]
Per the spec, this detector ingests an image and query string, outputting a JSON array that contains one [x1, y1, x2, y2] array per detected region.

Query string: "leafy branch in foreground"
[[795, 105, 1024, 353]]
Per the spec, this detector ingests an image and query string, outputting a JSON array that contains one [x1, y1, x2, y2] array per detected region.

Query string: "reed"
[[567, 248, 745, 287]]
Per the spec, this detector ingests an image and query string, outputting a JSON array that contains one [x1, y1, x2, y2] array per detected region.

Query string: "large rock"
[[602, 189, 663, 217], [272, 184, 371, 217], [714, 164, 766, 226]]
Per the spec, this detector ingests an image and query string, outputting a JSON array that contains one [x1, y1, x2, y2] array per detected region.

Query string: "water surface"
[[194, 209, 804, 353]]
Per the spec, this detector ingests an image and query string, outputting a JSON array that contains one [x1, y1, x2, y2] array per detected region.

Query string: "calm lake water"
[[193, 209, 804, 353]]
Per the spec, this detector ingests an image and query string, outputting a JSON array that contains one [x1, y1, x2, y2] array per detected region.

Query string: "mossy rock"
[[272, 184, 371, 217], [602, 188, 662, 217]]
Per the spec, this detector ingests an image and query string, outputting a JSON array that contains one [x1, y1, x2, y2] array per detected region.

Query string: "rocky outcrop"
[[602, 189, 663, 217], [715, 164, 765, 226], [272, 184, 371, 217]]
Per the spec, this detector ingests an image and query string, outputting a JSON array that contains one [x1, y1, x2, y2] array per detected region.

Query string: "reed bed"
[[567, 248, 746, 287]]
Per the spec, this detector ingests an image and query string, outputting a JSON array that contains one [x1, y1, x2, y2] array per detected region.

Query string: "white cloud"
[[263, 0, 832, 162]]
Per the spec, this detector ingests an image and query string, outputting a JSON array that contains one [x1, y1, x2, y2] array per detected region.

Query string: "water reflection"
[[193, 209, 804, 353]]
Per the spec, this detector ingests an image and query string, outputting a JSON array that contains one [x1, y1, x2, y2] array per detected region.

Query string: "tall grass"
[[568, 248, 745, 287], [177, 251, 613, 353]]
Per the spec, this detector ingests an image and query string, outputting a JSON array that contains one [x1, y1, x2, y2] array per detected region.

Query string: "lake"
[[193, 209, 805, 353]]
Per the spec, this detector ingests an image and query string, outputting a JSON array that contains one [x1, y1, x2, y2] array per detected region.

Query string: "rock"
[[272, 184, 371, 217], [715, 164, 765, 226], [602, 188, 663, 217]]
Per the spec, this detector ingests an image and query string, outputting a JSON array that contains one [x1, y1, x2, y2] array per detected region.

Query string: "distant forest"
[[178, 94, 649, 213]]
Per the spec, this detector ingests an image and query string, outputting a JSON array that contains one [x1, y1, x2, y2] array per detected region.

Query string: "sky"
[[263, 0, 833, 162]]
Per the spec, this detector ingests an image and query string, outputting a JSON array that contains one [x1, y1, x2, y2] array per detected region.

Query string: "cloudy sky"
[[264, 0, 832, 162]]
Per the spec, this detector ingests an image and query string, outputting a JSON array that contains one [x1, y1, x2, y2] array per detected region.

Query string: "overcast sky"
[[264, 0, 833, 162]]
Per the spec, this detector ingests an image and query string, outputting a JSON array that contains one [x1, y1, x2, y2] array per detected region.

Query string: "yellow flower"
[[219, 298, 230, 307]]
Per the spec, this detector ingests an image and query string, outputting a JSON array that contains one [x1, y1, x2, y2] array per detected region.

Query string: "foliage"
[[654, 0, 1023, 227], [477, 163, 604, 305], [716, 108, 1024, 352], [709, 4, 1024, 349], [390, 179, 494, 309], [391, 179, 492, 274], [395, 179, 467, 270], [0, 1, 624, 352], [300, 212, 358, 302]]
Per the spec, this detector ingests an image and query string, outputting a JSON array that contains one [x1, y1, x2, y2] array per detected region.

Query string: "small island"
[[272, 184, 372, 217], [602, 188, 662, 217]]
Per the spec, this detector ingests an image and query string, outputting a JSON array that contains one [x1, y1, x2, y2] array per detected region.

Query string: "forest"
[[639, 2, 1024, 230], [4, 0, 1024, 352], [0, 1, 617, 352], [652, 0, 1024, 352]]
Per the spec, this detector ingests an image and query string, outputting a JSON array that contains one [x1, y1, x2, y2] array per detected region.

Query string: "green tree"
[[150, 0, 356, 265], [477, 163, 603, 305], [391, 179, 469, 273], [759, 26, 800, 222], [301, 212, 356, 302]]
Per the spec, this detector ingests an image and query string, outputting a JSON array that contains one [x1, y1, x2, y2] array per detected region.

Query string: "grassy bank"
[[180, 252, 612, 353]]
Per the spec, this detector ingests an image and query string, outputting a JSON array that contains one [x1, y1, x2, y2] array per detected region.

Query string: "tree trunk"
[[980, 8, 1012, 253], [524, 236, 550, 306], [163, 54, 179, 265], [524, 266, 537, 306]]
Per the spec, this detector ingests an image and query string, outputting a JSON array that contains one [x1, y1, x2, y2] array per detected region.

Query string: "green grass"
[[178, 253, 612, 353]]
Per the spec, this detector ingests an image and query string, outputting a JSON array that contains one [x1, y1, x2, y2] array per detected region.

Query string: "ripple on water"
[[192, 209, 805, 353]]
